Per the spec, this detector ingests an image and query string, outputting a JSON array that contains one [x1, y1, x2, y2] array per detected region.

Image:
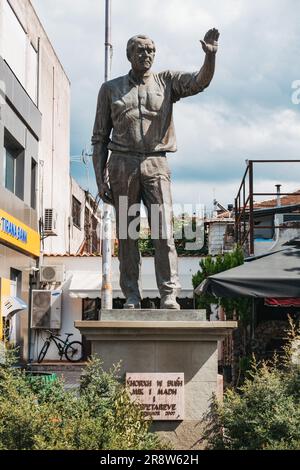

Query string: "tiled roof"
[[44, 253, 101, 257], [254, 190, 300, 208], [216, 211, 234, 219]]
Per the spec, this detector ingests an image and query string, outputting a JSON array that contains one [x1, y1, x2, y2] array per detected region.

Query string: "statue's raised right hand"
[[200, 28, 220, 54]]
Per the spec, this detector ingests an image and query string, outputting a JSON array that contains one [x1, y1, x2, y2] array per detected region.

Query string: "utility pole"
[[101, 0, 113, 309]]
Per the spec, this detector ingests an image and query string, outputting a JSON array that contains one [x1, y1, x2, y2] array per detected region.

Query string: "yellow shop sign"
[[0, 209, 40, 258]]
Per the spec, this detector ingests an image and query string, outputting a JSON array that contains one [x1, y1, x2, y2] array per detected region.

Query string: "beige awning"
[[68, 268, 195, 299], [69, 271, 121, 299]]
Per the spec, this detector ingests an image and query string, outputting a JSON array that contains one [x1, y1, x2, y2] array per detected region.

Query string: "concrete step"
[[29, 362, 87, 372]]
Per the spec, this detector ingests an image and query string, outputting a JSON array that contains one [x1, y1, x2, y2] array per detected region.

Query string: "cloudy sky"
[[32, 0, 300, 211]]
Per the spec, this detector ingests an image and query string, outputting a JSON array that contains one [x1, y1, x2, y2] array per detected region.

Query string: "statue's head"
[[127, 35, 156, 74]]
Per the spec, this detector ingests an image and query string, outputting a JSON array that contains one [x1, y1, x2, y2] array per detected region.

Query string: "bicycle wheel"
[[65, 341, 84, 362], [37, 340, 50, 363]]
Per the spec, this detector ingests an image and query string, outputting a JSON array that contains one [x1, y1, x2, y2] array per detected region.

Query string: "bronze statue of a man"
[[92, 29, 219, 309]]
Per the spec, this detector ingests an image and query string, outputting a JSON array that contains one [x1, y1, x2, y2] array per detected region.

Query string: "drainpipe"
[[27, 269, 37, 366]]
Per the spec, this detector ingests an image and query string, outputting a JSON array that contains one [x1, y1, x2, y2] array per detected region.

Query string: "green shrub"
[[0, 353, 166, 450], [203, 322, 300, 450]]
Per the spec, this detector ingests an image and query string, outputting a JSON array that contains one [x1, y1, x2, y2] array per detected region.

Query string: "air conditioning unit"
[[31, 290, 62, 329], [44, 208, 58, 236], [40, 265, 65, 283]]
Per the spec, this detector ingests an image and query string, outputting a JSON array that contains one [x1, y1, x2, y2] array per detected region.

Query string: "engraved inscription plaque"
[[126, 373, 184, 421]]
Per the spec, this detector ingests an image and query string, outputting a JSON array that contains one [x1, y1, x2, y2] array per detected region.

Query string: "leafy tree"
[[192, 246, 251, 325], [138, 235, 155, 256], [115, 215, 208, 257]]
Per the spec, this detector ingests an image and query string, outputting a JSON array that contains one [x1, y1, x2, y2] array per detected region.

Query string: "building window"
[[2, 1, 39, 104], [72, 196, 81, 229], [92, 215, 100, 253], [84, 206, 90, 243], [27, 43, 38, 104], [31, 159, 37, 209], [2, 0, 26, 88], [5, 148, 15, 193], [4, 130, 24, 200]]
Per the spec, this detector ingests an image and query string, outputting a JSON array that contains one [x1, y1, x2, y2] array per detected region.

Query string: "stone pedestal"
[[75, 310, 237, 450]]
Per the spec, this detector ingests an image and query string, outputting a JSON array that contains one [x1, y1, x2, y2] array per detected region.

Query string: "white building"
[[207, 218, 235, 256], [69, 177, 101, 256], [0, 0, 71, 359], [1, 0, 71, 254]]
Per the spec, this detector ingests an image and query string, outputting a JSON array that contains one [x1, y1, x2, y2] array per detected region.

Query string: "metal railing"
[[234, 160, 300, 256]]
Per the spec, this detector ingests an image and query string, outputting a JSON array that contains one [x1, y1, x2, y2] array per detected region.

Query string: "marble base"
[[75, 310, 237, 450]]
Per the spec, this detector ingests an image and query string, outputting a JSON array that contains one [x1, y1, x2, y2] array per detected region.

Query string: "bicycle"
[[37, 330, 84, 363]]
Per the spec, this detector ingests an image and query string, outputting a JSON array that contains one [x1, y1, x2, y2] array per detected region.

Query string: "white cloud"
[[31, 0, 300, 209], [172, 179, 300, 211], [171, 102, 300, 182]]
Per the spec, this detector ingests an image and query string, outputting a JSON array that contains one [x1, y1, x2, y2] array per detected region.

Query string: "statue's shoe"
[[124, 297, 141, 309], [160, 294, 180, 310]]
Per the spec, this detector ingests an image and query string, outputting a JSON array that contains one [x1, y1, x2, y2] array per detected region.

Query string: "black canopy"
[[195, 241, 300, 298]]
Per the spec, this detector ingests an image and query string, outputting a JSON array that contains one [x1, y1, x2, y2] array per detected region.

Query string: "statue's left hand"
[[200, 28, 220, 54]]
